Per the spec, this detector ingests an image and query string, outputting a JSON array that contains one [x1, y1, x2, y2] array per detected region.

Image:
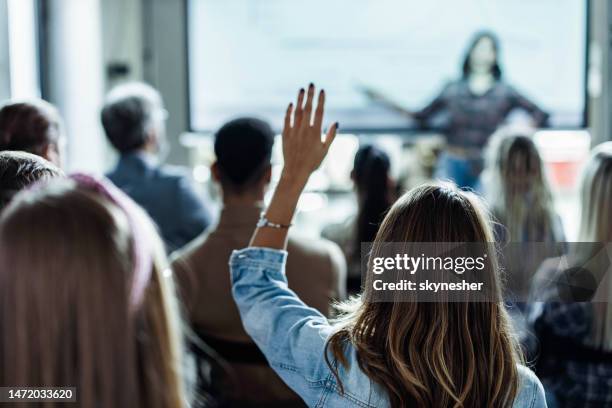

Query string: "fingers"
[[294, 88, 305, 129], [313, 89, 325, 131], [283, 102, 293, 133], [324, 122, 339, 150], [303, 83, 315, 127]]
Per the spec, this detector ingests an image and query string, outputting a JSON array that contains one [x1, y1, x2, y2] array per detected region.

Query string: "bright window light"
[[7, 0, 40, 99]]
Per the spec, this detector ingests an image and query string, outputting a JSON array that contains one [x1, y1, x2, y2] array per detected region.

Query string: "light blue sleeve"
[[229, 247, 335, 406], [515, 365, 548, 408]]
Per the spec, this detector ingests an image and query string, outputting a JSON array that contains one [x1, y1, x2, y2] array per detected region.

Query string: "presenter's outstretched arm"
[[358, 83, 416, 118]]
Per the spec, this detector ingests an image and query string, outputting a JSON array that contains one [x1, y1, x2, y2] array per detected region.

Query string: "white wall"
[[45, 0, 107, 173], [0, 1, 10, 101], [101, 0, 144, 87], [142, 0, 190, 166]]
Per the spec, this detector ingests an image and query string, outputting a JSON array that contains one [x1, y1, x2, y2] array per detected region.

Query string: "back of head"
[[0, 151, 62, 211], [101, 82, 164, 153], [0, 177, 184, 408], [485, 128, 555, 241], [0, 99, 63, 157], [214, 117, 274, 193], [578, 142, 612, 349], [327, 184, 520, 408], [352, 144, 393, 242], [579, 142, 612, 242]]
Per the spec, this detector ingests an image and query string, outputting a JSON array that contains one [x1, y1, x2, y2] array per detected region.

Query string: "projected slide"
[[187, 0, 586, 132]]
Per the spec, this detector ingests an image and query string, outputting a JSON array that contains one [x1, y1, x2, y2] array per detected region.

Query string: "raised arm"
[[230, 84, 340, 405], [249, 83, 338, 249]]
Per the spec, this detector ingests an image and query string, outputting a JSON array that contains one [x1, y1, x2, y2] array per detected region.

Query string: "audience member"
[[529, 142, 612, 408], [322, 144, 395, 293], [172, 116, 346, 406], [482, 127, 564, 243], [0, 151, 63, 211], [229, 85, 546, 407], [482, 128, 565, 310], [0, 99, 65, 167], [102, 82, 212, 252], [0, 175, 186, 408]]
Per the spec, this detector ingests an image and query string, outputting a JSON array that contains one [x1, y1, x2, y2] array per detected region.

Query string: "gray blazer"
[[107, 152, 212, 252]]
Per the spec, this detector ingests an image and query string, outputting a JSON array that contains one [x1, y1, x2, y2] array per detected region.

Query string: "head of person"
[[0, 175, 184, 408], [0, 151, 63, 211], [484, 127, 555, 241], [212, 117, 275, 201], [325, 184, 520, 407], [0, 99, 65, 167], [462, 31, 502, 80], [101, 82, 167, 156], [351, 145, 395, 253], [578, 142, 612, 243], [576, 142, 612, 349]]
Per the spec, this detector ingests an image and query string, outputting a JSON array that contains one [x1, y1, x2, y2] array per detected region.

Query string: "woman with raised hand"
[[0, 175, 188, 408], [229, 84, 546, 407]]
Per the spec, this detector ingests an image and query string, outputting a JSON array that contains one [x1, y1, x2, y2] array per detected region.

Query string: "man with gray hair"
[[102, 82, 211, 252]]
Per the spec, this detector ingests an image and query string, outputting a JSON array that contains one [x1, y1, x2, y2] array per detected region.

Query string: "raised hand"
[[249, 84, 338, 249], [281, 83, 338, 185]]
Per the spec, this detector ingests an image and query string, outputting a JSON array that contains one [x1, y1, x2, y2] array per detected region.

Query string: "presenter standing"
[[363, 31, 549, 189]]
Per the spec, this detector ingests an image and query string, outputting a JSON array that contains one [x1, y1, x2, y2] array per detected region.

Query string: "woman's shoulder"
[[514, 364, 547, 408]]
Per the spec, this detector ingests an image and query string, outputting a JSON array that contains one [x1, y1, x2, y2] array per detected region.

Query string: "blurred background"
[[0, 0, 609, 239]]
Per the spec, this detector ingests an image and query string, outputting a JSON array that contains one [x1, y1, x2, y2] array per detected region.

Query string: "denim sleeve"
[[515, 365, 548, 408], [230, 247, 334, 405]]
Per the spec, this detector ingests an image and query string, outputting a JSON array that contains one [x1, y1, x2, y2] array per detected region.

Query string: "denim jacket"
[[230, 247, 547, 408]]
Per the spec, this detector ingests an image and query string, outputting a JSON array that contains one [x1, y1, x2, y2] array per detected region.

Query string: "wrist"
[[278, 170, 309, 192]]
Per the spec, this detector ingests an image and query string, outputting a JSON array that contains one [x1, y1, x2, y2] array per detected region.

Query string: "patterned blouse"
[[415, 80, 549, 149]]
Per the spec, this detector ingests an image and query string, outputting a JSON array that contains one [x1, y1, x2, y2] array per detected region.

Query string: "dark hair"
[[214, 117, 274, 191], [353, 145, 393, 256], [0, 151, 63, 210], [101, 83, 163, 153], [461, 31, 502, 80], [0, 100, 62, 155]]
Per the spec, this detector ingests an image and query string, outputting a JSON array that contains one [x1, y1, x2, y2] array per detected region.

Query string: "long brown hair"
[[483, 127, 559, 242], [0, 177, 185, 407], [325, 184, 521, 408]]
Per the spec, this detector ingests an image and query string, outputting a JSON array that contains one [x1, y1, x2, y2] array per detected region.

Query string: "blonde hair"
[[0, 178, 185, 407], [325, 184, 521, 408], [577, 142, 612, 349], [483, 127, 559, 242]]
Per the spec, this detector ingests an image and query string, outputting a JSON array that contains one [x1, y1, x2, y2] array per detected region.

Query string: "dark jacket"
[[107, 152, 212, 252]]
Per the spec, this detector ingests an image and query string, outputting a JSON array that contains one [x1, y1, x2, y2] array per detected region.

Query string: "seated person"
[[481, 127, 564, 244], [102, 82, 212, 252], [481, 128, 565, 330], [171, 117, 346, 406], [0, 99, 65, 167], [322, 144, 396, 293], [0, 174, 188, 408], [0, 151, 63, 211], [230, 85, 546, 408], [529, 142, 612, 408]]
